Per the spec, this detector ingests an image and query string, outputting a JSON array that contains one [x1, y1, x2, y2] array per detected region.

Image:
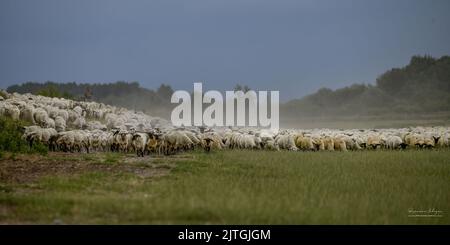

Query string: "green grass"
[[101, 152, 122, 165], [0, 150, 449, 224]]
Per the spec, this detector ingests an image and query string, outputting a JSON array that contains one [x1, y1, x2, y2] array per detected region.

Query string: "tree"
[[36, 85, 74, 99], [156, 84, 174, 100]]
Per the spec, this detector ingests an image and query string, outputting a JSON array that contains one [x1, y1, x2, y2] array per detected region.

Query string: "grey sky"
[[1, 0, 449, 101]]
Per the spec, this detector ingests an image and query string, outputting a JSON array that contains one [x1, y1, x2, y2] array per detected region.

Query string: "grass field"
[[0, 150, 449, 224]]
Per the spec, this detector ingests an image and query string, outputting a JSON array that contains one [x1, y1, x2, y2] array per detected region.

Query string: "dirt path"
[[0, 152, 190, 184]]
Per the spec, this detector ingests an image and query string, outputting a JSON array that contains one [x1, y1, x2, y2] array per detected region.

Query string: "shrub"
[[0, 117, 48, 155]]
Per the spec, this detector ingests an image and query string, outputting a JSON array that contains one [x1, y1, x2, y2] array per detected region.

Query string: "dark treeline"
[[5, 55, 450, 120], [282, 55, 450, 118]]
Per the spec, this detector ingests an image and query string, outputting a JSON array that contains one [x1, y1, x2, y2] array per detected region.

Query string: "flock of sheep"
[[1, 90, 450, 157]]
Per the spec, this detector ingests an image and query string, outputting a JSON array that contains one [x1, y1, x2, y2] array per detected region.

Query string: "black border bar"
[[0, 225, 449, 243]]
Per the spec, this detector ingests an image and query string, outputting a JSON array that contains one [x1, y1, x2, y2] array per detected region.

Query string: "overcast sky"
[[1, 0, 449, 101]]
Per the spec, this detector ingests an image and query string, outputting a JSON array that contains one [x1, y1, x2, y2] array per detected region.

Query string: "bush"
[[0, 90, 7, 99], [32, 143, 48, 156], [0, 117, 48, 155]]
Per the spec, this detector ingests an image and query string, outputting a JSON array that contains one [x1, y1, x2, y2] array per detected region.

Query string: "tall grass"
[[0, 150, 448, 224]]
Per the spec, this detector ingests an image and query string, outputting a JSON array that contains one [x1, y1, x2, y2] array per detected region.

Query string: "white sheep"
[[72, 117, 86, 129], [385, 135, 406, 150], [23, 127, 57, 148], [33, 108, 49, 126], [132, 132, 148, 157], [275, 134, 298, 151], [19, 104, 35, 123], [54, 116, 66, 132], [1, 102, 20, 120]]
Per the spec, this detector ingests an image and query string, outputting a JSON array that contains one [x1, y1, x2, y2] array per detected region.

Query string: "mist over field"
[[5, 54, 450, 128]]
